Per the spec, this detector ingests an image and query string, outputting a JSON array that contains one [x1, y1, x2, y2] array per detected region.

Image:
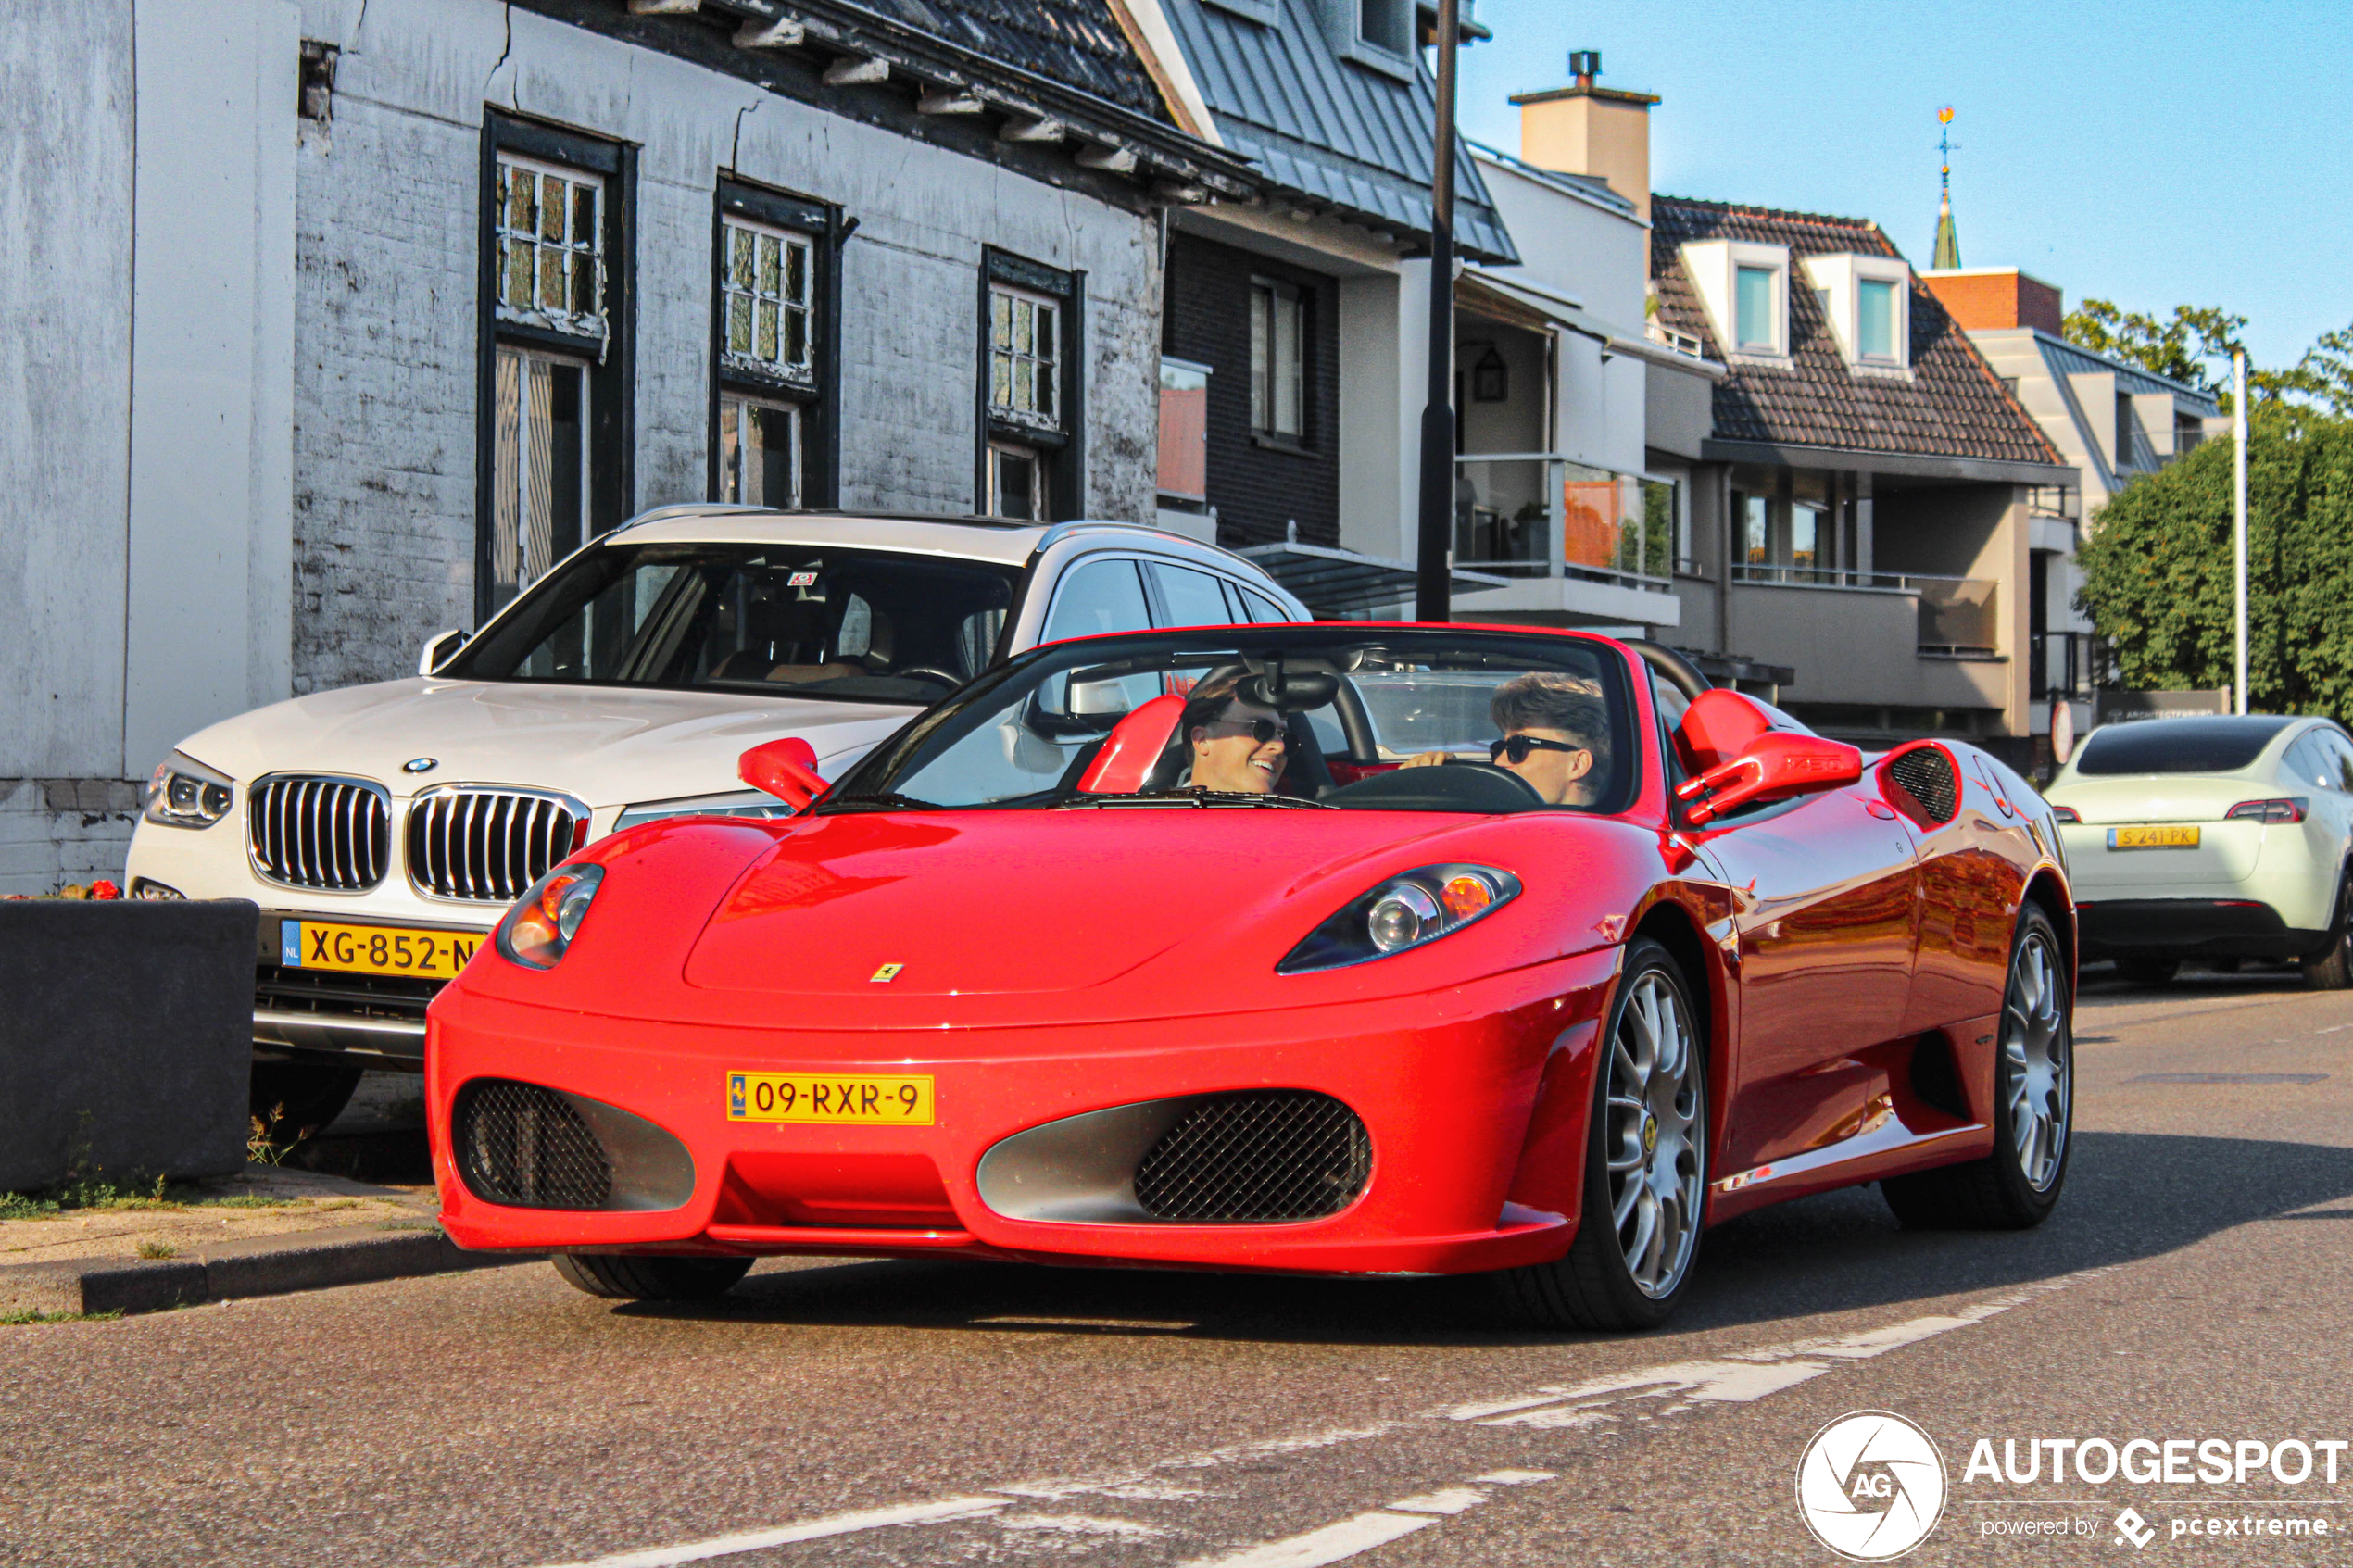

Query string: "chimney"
[[1921, 268, 2065, 336], [1510, 51, 1661, 223]]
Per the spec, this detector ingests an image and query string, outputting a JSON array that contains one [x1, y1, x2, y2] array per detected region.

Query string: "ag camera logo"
[[1796, 1411, 1947, 1560]]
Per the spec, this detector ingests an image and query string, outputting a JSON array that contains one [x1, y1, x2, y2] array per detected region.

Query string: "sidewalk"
[[1, 1074, 537, 1322]]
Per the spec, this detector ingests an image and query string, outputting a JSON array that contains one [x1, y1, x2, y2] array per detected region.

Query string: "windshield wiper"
[[1057, 789, 1330, 810], [812, 792, 944, 813]]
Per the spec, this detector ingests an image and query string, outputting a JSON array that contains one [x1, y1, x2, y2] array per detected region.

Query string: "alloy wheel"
[[1604, 969, 1704, 1298], [2004, 928, 2070, 1191]]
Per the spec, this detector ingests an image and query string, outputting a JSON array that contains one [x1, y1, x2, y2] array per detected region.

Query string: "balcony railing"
[[2030, 630, 2089, 700], [1729, 563, 1999, 656], [1453, 454, 1676, 594]]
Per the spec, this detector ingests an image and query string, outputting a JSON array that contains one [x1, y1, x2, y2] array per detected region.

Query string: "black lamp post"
[[1414, 0, 1461, 623]]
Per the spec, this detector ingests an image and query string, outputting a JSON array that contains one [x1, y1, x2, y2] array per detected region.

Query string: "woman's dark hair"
[[1179, 670, 1254, 744], [1492, 672, 1610, 775]]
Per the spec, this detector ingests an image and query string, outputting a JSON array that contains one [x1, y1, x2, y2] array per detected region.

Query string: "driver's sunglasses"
[[1203, 717, 1286, 745], [1491, 734, 1582, 765]]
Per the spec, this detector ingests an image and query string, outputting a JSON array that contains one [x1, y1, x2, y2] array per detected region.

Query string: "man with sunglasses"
[[1179, 671, 1288, 795], [1403, 671, 1609, 807]]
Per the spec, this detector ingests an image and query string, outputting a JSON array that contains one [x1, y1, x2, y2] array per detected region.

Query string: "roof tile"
[[1650, 196, 2060, 467]]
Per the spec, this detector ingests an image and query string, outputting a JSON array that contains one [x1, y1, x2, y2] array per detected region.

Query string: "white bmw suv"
[[127, 508, 1307, 1128]]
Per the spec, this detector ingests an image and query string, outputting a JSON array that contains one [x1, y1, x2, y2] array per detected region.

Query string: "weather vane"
[[1937, 106, 1956, 198]]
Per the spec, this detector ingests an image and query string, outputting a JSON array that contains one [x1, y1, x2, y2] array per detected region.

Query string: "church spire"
[[1931, 106, 1961, 270]]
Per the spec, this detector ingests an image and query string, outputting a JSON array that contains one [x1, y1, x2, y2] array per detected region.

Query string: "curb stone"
[[0, 1225, 542, 1318]]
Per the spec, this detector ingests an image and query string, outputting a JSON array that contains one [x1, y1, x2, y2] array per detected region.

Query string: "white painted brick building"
[[0, 0, 1247, 893]]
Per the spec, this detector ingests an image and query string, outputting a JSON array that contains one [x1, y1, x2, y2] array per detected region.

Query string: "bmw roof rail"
[[1030, 518, 1265, 575]]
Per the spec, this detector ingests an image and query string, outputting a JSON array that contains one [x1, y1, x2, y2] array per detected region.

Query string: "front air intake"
[[452, 1079, 614, 1210], [1132, 1091, 1371, 1223], [1884, 745, 1959, 826]]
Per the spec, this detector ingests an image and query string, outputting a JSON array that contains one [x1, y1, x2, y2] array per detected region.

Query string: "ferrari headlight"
[[1278, 864, 1520, 974], [497, 864, 605, 970], [143, 754, 234, 829]]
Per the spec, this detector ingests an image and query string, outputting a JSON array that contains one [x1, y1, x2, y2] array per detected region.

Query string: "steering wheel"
[[889, 665, 964, 688]]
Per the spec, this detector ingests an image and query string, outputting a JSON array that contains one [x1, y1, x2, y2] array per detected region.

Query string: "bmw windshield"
[[825, 627, 1639, 814], [443, 541, 1021, 703]]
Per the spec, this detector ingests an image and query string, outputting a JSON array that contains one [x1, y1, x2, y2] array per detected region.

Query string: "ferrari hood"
[[167, 678, 914, 811], [681, 809, 1543, 998]]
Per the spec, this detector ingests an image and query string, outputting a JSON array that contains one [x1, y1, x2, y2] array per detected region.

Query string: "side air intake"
[[451, 1080, 694, 1211], [1883, 745, 1959, 826]]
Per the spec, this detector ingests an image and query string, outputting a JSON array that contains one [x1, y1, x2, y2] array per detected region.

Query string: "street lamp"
[[1414, 0, 1462, 623]]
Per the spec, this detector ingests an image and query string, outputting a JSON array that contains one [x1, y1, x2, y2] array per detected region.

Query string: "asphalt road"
[[6, 968, 2351, 1568]]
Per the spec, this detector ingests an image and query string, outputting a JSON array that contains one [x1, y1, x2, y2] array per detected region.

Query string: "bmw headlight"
[[497, 864, 605, 970], [143, 754, 234, 829], [612, 790, 794, 833], [1278, 864, 1521, 974]]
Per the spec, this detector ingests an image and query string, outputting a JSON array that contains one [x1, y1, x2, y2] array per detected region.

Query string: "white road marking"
[[1179, 1511, 1437, 1568], [531, 1497, 1009, 1568], [522, 1273, 2105, 1568]]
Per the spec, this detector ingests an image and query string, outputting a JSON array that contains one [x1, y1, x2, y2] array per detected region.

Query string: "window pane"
[[538, 174, 564, 242], [1740, 494, 1768, 563], [1273, 288, 1303, 437], [1150, 563, 1238, 629], [1790, 503, 1819, 570], [1035, 303, 1055, 363], [785, 240, 807, 305], [728, 224, 755, 289], [991, 290, 1010, 347], [785, 305, 808, 368], [990, 353, 1011, 409], [728, 294, 752, 355], [1034, 358, 1054, 420], [2073, 717, 2292, 775], [571, 181, 596, 248], [757, 299, 778, 362], [1249, 286, 1269, 432], [489, 348, 588, 613], [757, 234, 780, 295], [1858, 278, 1895, 358], [719, 401, 742, 503], [1735, 266, 1774, 349], [1244, 589, 1288, 624], [502, 237, 532, 312], [1044, 558, 1152, 640]]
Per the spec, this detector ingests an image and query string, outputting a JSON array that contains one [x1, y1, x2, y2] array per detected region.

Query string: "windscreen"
[[826, 627, 1638, 815], [2072, 716, 2293, 776], [443, 541, 1020, 703]]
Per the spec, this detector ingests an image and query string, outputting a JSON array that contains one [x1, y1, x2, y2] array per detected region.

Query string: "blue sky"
[[1456, 0, 2352, 369]]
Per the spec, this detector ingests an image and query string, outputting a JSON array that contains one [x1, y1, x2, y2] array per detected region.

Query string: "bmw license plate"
[[727, 1072, 935, 1125], [282, 919, 480, 978], [2108, 824, 2200, 849]]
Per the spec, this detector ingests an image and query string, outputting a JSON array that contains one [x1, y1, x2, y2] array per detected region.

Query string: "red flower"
[[89, 880, 122, 900]]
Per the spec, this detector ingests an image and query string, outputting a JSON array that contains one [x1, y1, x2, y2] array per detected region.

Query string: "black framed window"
[[477, 114, 634, 624], [711, 177, 840, 510], [978, 247, 1084, 521], [1249, 277, 1307, 443]]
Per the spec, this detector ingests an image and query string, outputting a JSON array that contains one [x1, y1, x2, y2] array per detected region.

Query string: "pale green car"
[[2045, 714, 2353, 987]]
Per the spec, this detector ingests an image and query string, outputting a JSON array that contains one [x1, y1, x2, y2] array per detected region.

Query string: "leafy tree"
[[2063, 299, 2243, 395], [2077, 409, 2353, 719]]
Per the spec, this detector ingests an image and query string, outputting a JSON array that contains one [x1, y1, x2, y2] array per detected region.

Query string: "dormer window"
[[1679, 240, 1791, 362], [1801, 253, 1912, 373]]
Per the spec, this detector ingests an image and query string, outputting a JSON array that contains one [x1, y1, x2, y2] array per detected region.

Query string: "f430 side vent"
[[1883, 745, 1959, 827]]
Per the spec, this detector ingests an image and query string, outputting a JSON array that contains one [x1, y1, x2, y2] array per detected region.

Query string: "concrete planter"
[[0, 900, 255, 1192]]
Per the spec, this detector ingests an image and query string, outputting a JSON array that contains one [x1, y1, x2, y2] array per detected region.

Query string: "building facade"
[[0, 0, 1247, 894], [1925, 265, 2224, 742]]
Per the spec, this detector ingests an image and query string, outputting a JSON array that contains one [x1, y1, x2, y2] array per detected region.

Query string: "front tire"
[[1503, 939, 1707, 1331], [552, 1253, 753, 1301], [1882, 905, 2072, 1230]]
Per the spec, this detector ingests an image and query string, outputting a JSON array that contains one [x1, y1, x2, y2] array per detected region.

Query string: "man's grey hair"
[[1491, 672, 1609, 771]]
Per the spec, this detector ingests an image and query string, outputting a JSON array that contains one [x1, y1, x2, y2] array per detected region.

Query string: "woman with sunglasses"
[[1402, 671, 1608, 807], [1178, 671, 1288, 795]]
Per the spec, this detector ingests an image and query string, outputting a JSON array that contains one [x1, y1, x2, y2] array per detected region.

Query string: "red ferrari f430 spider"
[[427, 625, 2073, 1329]]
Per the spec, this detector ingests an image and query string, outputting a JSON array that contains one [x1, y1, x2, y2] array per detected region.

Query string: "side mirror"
[[1675, 732, 1862, 826], [739, 736, 826, 811], [419, 628, 468, 676]]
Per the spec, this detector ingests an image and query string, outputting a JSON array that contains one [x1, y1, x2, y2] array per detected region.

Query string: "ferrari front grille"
[[1885, 746, 1959, 825], [248, 775, 392, 892], [452, 1079, 613, 1210], [1132, 1091, 1371, 1223], [407, 788, 587, 902]]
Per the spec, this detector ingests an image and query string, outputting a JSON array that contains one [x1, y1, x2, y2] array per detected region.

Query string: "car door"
[[2283, 727, 2353, 931], [1688, 778, 1921, 1178]]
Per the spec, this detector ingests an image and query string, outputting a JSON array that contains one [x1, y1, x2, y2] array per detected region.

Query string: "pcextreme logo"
[[1797, 1411, 1949, 1560]]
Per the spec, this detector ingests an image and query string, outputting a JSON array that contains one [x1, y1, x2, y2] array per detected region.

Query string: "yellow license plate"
[[283, 919, 481, 978], [2108, 824, 2201, 849], [727, 1072, 935, 1125]]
